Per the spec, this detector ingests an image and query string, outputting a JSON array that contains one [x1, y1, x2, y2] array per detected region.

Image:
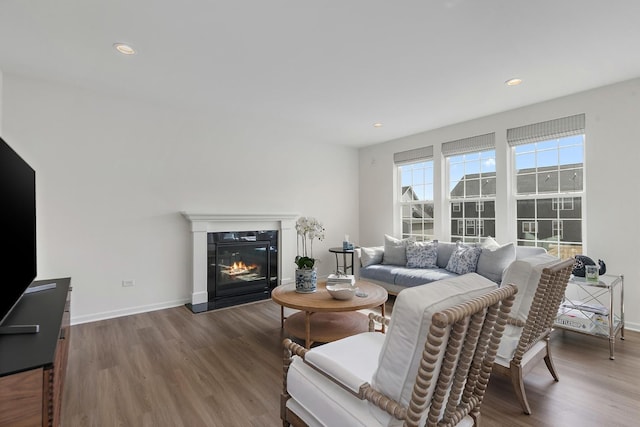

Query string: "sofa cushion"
[[445, 243, 482, 275], [371, 273, 497, 426], [406, 240, 438, 268], [392, 267, 458, 287], [476, 242, 516, 283], [382, 235, 414, 265], [359, 265, 458, 288], [359, 264, 399, 284], [360, 246, 384, 267], [436, 241, 457, 268]]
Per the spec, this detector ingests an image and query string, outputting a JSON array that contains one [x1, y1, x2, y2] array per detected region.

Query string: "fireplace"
[[207, 230, 278, 309], [182, 212, 298, 313]]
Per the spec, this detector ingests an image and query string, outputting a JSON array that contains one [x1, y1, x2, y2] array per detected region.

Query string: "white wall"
[[359, 78, 640, 331], [1, 74, 360, 324]]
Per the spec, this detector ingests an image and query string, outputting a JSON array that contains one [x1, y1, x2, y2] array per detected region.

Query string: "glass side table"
[[554, 274, 624, 360]]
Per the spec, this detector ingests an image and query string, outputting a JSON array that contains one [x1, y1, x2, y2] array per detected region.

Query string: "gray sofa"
[[355, 239, 546, 295]]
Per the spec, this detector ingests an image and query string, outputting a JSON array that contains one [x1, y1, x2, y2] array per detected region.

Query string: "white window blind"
[[507, 113, 585, 146], [393, 146, 433, 164], [441, 133, 495, 157]]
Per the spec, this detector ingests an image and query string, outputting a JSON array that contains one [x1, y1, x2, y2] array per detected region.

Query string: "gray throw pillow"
[[382, 234, 414, 266], [436, 242, 458, 268], [476, 242, 517, 283], [445, 242, 483, 275], [406, 240, 438, 268], [360, 246, 384, 267]]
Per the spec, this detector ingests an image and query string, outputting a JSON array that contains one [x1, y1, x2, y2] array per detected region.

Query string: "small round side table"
[[328, 246, 357, 274]]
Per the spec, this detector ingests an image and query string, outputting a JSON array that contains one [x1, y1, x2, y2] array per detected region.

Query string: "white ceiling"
[[1, 1, 640, 148]]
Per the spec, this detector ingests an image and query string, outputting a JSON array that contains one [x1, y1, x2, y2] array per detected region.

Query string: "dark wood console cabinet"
[[0, 278, 71, 427]]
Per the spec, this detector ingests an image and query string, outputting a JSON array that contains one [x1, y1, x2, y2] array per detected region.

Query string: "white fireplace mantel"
[[181, 212, 298, 307]]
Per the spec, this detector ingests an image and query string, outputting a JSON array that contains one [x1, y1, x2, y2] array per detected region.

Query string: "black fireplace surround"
[[205, 230, 278, 310]]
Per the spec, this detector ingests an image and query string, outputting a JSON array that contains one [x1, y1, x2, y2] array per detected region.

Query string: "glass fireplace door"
[[212, 241, 270, 299]]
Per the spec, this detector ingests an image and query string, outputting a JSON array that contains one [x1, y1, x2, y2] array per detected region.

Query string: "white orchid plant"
[[295, 216, 325, 269]]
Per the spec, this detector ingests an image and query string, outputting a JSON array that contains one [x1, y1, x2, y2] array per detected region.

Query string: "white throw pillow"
[[476, 242, 516, 283], [360, 246, 384, 267], [480, 236, 500, 250], [381, 234, 414, 266]]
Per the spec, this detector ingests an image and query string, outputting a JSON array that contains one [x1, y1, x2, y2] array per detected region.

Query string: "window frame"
[[446, 148, 496, 243], [397, 159, 435, 242], [512, 134, 585, 257]]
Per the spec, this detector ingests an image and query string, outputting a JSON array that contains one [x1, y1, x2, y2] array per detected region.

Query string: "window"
[[390, 116, 585, 253], [522, 221, 537, 234], [552, 219, 564, 239], [464, 219, 485, 236], [447, 145, 496, 243], [552, 198, 574, 211], [512, 132, 584, 258], [398, 156, 434, 241]]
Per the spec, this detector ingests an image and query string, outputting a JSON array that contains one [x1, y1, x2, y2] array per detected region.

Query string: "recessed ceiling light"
[[373, 123, 383, 128], [505, 78, 523, 86], [113, 43, 136, 55]]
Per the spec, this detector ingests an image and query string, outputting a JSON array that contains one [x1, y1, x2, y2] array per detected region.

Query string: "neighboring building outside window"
[[522, 221, 537, 234], [399, 160, 434, 241], [552, 219, 564, 239], [513, 135, 584, 258], [448, 149, 496, 243]]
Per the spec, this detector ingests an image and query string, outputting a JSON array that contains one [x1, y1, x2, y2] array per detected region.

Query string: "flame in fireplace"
[[231, 261, 248, 272], [226, 261, 258, 276]]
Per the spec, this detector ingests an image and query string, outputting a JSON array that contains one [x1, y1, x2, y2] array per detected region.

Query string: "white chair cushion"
[[495, 339, 547, 368], [371, 273, 497, 426], [305, 332, 385, 394], [288, 345, 476, 427], [286, 399, 324, 427], [496, 253, 559, 360], [286, 332, 386, 427]]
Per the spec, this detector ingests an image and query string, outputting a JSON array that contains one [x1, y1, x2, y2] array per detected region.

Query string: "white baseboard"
[[70, 298, 190, 325], [625, 320, 639, 332]]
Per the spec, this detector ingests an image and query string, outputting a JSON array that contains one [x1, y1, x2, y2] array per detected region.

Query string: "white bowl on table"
[[326, 283, 358, 300]]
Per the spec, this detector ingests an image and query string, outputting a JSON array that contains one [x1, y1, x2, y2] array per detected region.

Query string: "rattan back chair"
[[492, 258, 574, 415], [282, 283, 518, 427]]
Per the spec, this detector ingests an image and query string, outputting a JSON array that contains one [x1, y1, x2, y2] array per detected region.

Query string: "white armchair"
[[281, 273, 518, 427]]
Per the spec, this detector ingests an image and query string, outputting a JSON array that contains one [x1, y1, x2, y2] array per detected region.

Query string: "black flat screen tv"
[[0, 136, 36, 326]]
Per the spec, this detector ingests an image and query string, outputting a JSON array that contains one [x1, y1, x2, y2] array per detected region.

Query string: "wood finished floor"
[[62, 298, 640, 427]]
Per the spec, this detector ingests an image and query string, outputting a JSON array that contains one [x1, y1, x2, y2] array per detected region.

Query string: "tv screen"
[[0, 136, 36, 325]]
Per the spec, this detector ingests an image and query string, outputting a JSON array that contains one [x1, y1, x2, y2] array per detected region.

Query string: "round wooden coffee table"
[[271, 280, 388, 349]]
